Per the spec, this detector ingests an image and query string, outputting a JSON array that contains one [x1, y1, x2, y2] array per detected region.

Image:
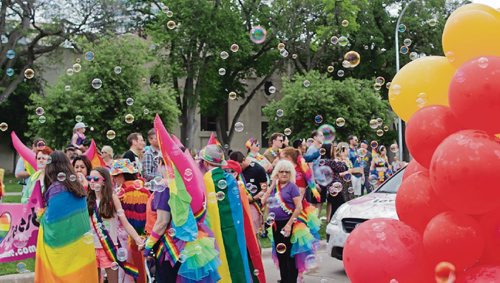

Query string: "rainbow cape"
[[204, 168, 253, 282], [297, 155, 321, 202], [83, 139, 106, 168], [35, 182, 97, 282]]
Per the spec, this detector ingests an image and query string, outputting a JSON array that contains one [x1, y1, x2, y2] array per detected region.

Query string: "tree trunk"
[[180, 77, 197, 150]]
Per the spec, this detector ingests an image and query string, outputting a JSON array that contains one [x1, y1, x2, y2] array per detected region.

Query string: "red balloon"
[[402, 159, 427, 180], [396, 172, 446, 233], [405, 105, 461, 168], [449, 56, 500, 135], [343, 218, 430, 283], [479, 206, 500, 265], [423, 212, 485, 271], [430, 130, 500, 215], [456, 265, 500, 283]]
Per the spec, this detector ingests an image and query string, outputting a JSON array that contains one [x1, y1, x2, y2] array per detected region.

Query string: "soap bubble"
[[0, 122, 8, 132], [276, 243, 287, 254], [234, 122, 244, 132], [117, 247, 128, 261], [330, 36, 339, 45], [344, 51, 360, 67], [268, 86, 276, 94], [6, 49, 16, 59], [341, 20, 349, 27], [91, 78, 102, 89], [338, 36, 349, 47], [230, 44, 239, 52], [106, 130, 116, 140], [327, 66, 334, 73], [126, 97, 134, 106], [38, 116, 46, 124], [316, 166, 333, 187], [318, 124, 336, 144], [335, 117, 346, 127], [250, 26, 267, 44], [85, 51, 95, 61], [398, 24, 406, 33], [314, 115, 323, 124], [218, 68, 226, 76], [276, 109, 284, 117], [6, 68, 14, 77], [229, 91, 237, 100], [218, 179, 227, 189], [303, 80, 311, 87], [167, 20, 176, 29], [125, 114, 135, 124], [35, 107, 45, 116], [57, 172, 67, 182], [337, 70, 345, 77], [114, 66, 122, 74], [220, 51, 229, 60], [284, 128, 292, 136], [24, 68, 35, 79], [73, 63, 82, 73], [403, 38, 412, 46], [216, 191, 226, 201]]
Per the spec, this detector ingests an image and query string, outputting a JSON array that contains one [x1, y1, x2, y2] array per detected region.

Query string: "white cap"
[[73, 122, 87, 130]]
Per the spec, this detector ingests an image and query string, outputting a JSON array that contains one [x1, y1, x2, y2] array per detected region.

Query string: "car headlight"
[[330, 210, 341, 226]]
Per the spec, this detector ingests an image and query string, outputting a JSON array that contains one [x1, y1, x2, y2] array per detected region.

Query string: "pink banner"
[[0, 184, 42, 263]]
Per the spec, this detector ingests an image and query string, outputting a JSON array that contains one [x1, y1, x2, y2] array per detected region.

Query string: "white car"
[[326, 167, 405, 260]]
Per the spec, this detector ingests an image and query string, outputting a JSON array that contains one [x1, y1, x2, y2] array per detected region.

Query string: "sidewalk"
[[0, 272, 33, 283]]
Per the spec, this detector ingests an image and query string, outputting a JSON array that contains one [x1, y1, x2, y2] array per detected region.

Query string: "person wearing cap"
[[110, 159, 150, 283], [245, 138, 272, 172], [200, 144, 254, 282], [71, 122, 87, 150]]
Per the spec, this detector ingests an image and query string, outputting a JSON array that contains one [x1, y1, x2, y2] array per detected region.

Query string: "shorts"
[[96, 248, 116, 269], [310, 185, 327, 204], [351, 175, 363, 197]]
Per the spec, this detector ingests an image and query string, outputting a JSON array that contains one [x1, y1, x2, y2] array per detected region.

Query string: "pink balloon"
[[478, 206, 500, 265], [456, 265, 500, 283], [402, 159, 427, 180], [405, 105, 461, 168], [396, 172, 446, 233], [430, 130, 500, 214], [11, 131, 36, 170], [423, 212, 485, 271], [343, 218, 430, 283], [449, 56, 500, 135]]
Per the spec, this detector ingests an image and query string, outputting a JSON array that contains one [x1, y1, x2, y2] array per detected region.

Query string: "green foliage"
[[27, 35, 179, 154], [263, 71, 396, 144]]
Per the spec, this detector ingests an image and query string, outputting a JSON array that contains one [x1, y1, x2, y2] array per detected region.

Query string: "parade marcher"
[[347, 135, 364, 197], [123, 133, 146, 174], [101, 145, 114, 168], [141, 129, 162, 182], [245, 137, 272, 172], [35, 151, 98, 282], [21, 146, 53, 203], [263, 133, 285, 169], [87, 167, 144, 283], [359, 140, 372, 195], [370, 145, 393, 187], [325, 145, 350, 223], [304, 130, 326, 215], [15, 138, 46, 194]]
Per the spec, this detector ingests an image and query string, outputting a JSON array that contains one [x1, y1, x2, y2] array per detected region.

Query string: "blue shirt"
[[349, 147, 363, 176]]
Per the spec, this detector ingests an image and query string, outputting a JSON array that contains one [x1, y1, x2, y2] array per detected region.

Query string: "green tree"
[[27, 35, 179, 153], [263, 71, 396, 144]]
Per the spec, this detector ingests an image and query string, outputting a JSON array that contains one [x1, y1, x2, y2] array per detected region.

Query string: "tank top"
[[92, 199, 119, 248]]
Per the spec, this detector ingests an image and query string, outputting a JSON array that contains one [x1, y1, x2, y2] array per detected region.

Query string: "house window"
[[200, 114, 217, 132]]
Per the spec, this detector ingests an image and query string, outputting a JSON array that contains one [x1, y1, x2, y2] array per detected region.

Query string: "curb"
[[0, 272, 33, 283]]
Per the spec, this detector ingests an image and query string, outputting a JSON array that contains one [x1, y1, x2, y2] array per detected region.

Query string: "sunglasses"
[[86, 176, 103, 182], [279, 170, 291, 174], [36, 142, 46, 148], [224, 169, 236, 174]]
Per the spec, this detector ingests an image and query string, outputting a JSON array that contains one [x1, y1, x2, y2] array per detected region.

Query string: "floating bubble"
[[385, 82, 391, 89], [16, 262, 27, 273], [343, 173, 352, 182], [369, 119, 378, 129], [319, 148, 327, 156], [338, 36, 349, 47], [250, 26, 267, 44], [428, 18, 438, 27], [167, 20, 176, 29], [57, 172, 66, 182], [280, 49, 289, 58], [125, 114, 135, 124], [24, 68, 34, 79], [168, 228, 176, 237], [276, 243, 287, 254], [357, 148, 367, 158], [83, 231, 94, 244], [230, 44, 239, 53], [66, 68, 74, 76], [6, 68, 14, 77], [400, 46, 409, 55], [144, 109, 150, 115], [234, 122, 244, 132], [220, 51, 229, 60], [435, 262, 455, 283], [184, 168, 193, 182], [369, 175, 378, 185], [318, 124, 336, 144], [266, 216, 275, 226], [342, 60, 351, 69], [0, 122, 8, 132], [370, 140, 378, 149], [218, 68, 226, 76], [216, 191, 226, 201], [327, 66, 334, 73], [478, 57, 489, 69], [376, 129, 384, 137], [142, 77, 148, 84], [330, 36, 339, 45], [315, 115, 323, 124], [73, 63, 82, 73], [38, 116, 46, 124], [126, 97, 134, 106], [166, 10, 173, 17], [69, 174, 77, 182], [383, 125, 389, 132], [85, 51, 95, 61], [316, 166, 334, 187], [277, 43, 285, 51], [337, 70, 345, 77], [116, 247, 128, 261], [35, 107, 44, 116], [376, 118, 383, 126], [390, 143, 398, 153], [253, 269, 260, 276], [249, 185, 257, 194], [303, 80, 311, 88], [91, 78, 102, 89], [305, 254, 318, 270], [110, 262, 119, 270], [373, 83, 382, 91], [347, 187, 354, 194], [398, 24, 406, 33], [116, 209, 125, 217], [114, 66, 122, 74], [335, 117, 346, 127], [409, 52, 419, 61], [6, 49, 16, 59], [375, 76, 385, 85], [390, 84, 401, 95], [284, 128, 292, 136], [344, 51, 360, 67], [218, 179, 227, 189], [341, 20, 349, 27], [65, 85, 71, 91], [268, 86, 276, 94], [276, 109, 284, 117], [291, 54, 298, 59], [106, 130, 116, 140], [75, 115, 83, 122], [228, 91, 237, 100], [403, 38, 412, 46]]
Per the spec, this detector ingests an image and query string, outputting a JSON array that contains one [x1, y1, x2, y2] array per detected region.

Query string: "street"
[[262, 241, 350, 283]]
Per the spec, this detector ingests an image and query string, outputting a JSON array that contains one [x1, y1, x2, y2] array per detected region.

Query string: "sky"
[[472, 0, 500, 8]]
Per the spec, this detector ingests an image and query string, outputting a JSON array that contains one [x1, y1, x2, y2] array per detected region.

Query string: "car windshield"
[[375, 167, 406, 194]]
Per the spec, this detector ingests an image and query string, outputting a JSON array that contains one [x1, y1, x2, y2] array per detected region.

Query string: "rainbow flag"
[[204, 168, 251, 283], [207, 132, 221, 146], [35, 183, 98, 282], [297, 155, 321, 202], [83, 139, 106, 168]]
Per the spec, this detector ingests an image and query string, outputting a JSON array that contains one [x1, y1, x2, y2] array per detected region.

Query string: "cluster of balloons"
[[343, 4, 500, 282]]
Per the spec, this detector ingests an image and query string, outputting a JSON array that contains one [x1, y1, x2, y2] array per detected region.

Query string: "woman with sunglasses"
[[262, 159, 318, 283], [21, 146, 53, 203], [73, 155, 93, 191], [245, 137, 272, 172], [87, 167, 144, 283]]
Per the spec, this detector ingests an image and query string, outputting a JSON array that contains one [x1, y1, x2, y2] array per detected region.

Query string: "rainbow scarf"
[[239, 173, 262, 215], [297, 155, 321, 201], [35, 183, 98, 282], [204, 168, 251, 283], [91, 206, 139, 278], [155, 233, 181, 264]]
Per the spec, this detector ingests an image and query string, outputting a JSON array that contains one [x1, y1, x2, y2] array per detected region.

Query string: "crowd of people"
[[12, 121, 405, 283]]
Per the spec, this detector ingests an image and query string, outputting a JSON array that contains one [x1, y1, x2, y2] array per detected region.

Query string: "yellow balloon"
[[388, 56, 455, 122], [443, 4, 500, 68]]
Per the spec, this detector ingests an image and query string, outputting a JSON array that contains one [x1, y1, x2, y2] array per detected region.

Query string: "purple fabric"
[[152, 189, 171, 212], [269, 182, 300, 220], [43, 181, 67, 206]]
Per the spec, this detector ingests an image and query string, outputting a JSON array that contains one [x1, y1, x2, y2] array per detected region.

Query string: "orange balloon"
[[388, 56, 456, 121], [442, 4, 500, 68]]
